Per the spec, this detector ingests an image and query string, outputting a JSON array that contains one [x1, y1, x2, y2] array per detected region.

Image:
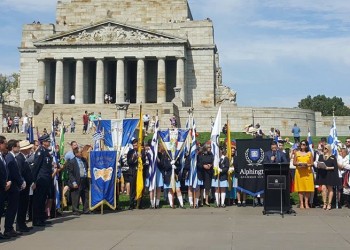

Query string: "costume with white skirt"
[[211, 155, 229, 188]]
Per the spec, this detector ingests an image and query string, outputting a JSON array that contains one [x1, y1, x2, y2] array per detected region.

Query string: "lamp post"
[[115, 101, 130, 119], [252, 109, 255, 126]]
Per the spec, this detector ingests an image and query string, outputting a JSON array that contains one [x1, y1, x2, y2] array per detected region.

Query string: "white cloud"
[[219, 37, 350, 65], [250, 20, 329, 31]]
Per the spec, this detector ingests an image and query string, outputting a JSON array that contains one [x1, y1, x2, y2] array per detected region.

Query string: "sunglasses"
[[346, 141, 350, 143], [301, 143, 306, 146]]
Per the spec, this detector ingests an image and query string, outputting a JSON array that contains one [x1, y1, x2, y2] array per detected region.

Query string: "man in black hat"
[[32, 134, 53, 227], [127, 139, 139, 210]]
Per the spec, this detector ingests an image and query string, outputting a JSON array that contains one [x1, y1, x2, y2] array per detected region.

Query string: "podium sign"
[[267, 175, 286, 190]]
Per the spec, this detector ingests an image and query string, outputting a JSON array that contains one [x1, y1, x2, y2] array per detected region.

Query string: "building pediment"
[[34, 20, 187, 46]]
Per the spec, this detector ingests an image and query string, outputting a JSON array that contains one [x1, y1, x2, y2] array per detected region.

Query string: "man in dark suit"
[[4, 139, 25, 238], [16, 140, 34, 232], [264, 141, 288, 164], [32, 134, 53, 227], [127, 139, 139, 210], [0, 135, 11, 240], [66, 147, 90, 215]]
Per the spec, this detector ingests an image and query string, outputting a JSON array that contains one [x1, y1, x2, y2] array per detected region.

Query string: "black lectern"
[[263, 163, 293, 216]]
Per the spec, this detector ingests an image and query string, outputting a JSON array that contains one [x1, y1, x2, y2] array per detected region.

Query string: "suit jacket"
[[0, 155, 8, 192], [67, 157, 88, 189], [214, 156, 229, 181], [16, 152, 34, 187], [5, 152, 24, 192], [264, 150, 288, 164]]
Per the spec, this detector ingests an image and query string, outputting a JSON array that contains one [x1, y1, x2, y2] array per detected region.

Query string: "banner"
[[90, 151, 117, 210], [236, 139, 271, 196], [94, 119, 139, 150]]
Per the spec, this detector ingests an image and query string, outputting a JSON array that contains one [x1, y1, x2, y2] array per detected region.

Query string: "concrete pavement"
[[1, 205, 350, 250]]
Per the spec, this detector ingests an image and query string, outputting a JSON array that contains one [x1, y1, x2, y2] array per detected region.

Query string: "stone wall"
[[56, 0, 192, 29]]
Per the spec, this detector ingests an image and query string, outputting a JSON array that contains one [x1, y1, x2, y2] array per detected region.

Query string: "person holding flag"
[[198, 143, 214, 206], [159, 151, 184, 209], [212, 147, 229, 207], [126, 139, 139, 210]]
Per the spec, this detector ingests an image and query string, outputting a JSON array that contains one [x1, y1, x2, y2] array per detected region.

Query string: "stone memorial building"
[[19, 0, 234, 108]]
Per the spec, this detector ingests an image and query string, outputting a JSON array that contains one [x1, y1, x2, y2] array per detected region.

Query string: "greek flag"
[[149, 117, 159, 192], [328, 117, 338, 156], [158, 129, 189, 160], [26, 124, 34, 143], [307, 127, 314, 156], [158, 128, 189, 192], [189, 118, 198, 189], [211, 106, 221, 169], [50, 124, 60, 209]]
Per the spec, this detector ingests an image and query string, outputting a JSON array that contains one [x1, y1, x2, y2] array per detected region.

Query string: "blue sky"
[[1, 0, 350, 107]]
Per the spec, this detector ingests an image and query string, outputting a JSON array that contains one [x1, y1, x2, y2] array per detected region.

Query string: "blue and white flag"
[[149, 117, 159, 192], [307, 127, 314, 156], [26, 124, 34, 144], [189, 118, 198, 189], [328, 117, 338, 156], [90, 151, 117, 210], [50, 124, 60, 209], [94, 119, 139, 150], [211, 106, 221, 169], [158, 129, 189, 161]]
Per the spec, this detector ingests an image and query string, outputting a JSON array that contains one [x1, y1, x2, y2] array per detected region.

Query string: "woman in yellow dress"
[[293, 140, 314, 209]]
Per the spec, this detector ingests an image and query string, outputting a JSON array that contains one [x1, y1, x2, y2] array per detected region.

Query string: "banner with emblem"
[[90, 151, 117, 210], [235, 139, 271, 196]]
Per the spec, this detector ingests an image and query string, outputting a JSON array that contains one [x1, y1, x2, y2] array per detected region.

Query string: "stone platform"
[[1, 205, 350, 249]]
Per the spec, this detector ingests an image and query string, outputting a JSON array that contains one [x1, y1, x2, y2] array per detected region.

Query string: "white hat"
[[19, 140, 33, 150]]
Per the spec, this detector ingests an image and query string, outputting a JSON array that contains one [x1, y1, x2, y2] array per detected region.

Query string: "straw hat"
[[19, 140, 33, 150]]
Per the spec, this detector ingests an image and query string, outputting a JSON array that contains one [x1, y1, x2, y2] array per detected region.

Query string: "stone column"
[[157, 57, 166, 103], [176, 57, 185, 102], [37, 59, 45, 103], [55, 59, 64, 104], [75, 59, 84, 104], [95, 58, 104, 104], [136, 58, 145, 103], [116, 58, 125, 103]]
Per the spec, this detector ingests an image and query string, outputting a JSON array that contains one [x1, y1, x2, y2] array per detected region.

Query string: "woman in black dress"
[[316, 144, 341, 210]]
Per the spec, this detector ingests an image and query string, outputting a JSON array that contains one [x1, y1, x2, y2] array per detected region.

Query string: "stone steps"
[[32, 103, 176, 133]]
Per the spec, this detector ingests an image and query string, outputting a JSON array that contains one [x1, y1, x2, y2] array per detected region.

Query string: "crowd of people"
[[2, 113, 30, 134], [0, 134, 95, 240], [1, 116, 350, 241]]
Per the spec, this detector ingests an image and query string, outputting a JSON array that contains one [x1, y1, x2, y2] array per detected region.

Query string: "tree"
[[0, 72, 19, 96], [298, 95, 350, 116]]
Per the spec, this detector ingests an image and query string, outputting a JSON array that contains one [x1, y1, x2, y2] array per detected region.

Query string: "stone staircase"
[[21, 103, 178, 146]]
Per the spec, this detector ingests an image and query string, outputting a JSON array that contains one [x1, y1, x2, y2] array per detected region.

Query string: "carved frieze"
[[52, 23, 172, 43]]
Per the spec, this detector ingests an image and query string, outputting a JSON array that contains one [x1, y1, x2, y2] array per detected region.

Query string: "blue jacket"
[[263, 150, 288, 164]]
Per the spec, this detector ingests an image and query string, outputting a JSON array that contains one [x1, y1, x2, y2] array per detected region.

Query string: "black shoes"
[[72, 211, 81, 216], [33, 222, 46, 227], [221, 204, 226, 208], [4, 230, 22, 238], [0, 232, 11, 239]]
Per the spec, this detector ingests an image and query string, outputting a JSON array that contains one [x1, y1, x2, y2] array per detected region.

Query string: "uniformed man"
[[32, 134, 53, 227], [126, 139, 139, 210]]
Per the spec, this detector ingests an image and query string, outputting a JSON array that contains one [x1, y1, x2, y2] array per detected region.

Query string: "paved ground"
[[1, 205, 350, 250]]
